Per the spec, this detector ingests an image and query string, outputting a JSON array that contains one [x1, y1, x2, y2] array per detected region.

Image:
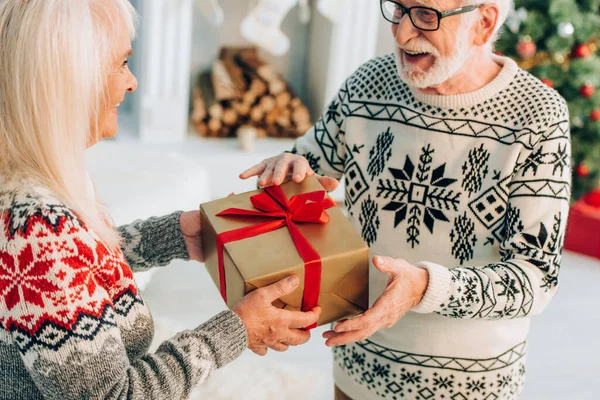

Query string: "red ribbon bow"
[[216, 185, 336, 328]]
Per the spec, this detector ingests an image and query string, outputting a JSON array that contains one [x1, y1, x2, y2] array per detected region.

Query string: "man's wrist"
[[411, 265, 430, 308]]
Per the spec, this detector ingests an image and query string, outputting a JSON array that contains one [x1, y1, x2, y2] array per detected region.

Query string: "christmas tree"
[[495, 0, 600, 201]]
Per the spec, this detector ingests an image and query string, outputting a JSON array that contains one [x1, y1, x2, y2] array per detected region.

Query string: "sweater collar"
[[406, 55, 519, 109]]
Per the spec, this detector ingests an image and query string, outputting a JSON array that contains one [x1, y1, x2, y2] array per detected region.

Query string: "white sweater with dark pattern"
[[0, 176, 247, 399], [292, 54, 570, 400]]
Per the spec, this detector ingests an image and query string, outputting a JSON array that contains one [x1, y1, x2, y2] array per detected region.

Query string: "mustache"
[[398, 39, 440, 57]]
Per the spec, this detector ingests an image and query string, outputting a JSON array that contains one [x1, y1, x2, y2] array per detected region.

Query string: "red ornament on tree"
[[591, 109, 600, 122], [516, 37, 536, 60], [576, 163, 590, 177], [572, 43, 592, 58], [540, 78, 554, 88], [580, 83, 595, 98]]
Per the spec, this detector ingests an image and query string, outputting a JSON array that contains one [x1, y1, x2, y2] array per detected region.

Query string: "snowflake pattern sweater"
[[292, 55, 570, 400], [0, 177, 247, 399]]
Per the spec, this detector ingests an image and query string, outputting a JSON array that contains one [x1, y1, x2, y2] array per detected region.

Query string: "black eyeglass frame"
[[380, 0, 484, 31]]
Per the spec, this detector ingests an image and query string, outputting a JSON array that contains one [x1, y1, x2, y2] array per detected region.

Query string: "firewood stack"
[[191, 47, 312, 139]]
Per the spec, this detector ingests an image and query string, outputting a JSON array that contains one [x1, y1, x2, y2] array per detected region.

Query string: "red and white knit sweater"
[[0, 176, 247, 399]]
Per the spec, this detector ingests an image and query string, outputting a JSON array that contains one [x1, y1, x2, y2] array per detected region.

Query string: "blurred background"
[[85, 1, 600, 399]]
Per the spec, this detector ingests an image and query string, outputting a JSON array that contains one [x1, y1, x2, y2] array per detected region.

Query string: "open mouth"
[[112, 102, 121, 114], [403, 50, 431, 59]]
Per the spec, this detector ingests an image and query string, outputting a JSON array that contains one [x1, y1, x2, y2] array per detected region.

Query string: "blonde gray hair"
[[0, 0, 137, 248]]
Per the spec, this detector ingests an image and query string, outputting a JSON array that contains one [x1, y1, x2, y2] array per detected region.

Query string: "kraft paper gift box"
[[200, 175, 369, 327]]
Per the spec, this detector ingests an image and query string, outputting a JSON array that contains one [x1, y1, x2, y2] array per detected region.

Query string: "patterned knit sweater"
[[292, 54, 570, 400], [0, 177, 247, 399]]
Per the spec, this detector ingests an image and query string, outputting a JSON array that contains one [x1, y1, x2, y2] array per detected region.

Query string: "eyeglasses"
[[380, 0, 484, 32]]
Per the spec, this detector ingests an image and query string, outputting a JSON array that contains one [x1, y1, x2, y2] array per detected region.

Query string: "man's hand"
[[239, 153, 339, 191], [322, 256, 429, 347], [179, 211, 203, 262], [233, 275, 322, 356]]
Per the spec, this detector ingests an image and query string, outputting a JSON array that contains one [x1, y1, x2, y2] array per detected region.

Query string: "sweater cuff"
[[197, 310, 248, 368], [145, 211, 190, 264], [411, 261, 453, 314]]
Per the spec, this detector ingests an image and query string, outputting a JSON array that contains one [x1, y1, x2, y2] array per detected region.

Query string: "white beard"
[[395, 29, 476, 89]]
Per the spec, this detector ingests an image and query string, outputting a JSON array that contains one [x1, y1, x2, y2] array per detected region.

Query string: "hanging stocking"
[[317, 0, 343, 23], [298, 0, 311, 24], [197, 0, 224, 26], [240, 0, 299, 56]]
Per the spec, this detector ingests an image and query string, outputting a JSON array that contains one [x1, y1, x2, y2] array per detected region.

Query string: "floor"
[[142, 251, 600, 400]]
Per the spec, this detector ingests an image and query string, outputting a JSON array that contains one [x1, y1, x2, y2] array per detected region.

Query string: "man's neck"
[[418, 50, 502, 96]]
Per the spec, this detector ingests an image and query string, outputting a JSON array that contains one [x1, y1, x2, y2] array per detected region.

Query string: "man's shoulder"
[[511, 68, 570, 125]]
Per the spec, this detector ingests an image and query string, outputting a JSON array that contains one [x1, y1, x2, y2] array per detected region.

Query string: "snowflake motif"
[[497, 374, 512, 389], [503, 211, 564, 292], [433, 375, 455, 389], [366, 127, 395, 180], [450, 212, 478, 265], [0, 244, 60, 311], [326, 100, 342, 126], [462, 144, 490, 197], [520, 144, 569, 177], [466, 377, 486, 393], [352, 350, 366, 367], [371, 359, 390, 378], [399, 371, 421, 385], [359, 196, 380, 246], [377, 144, 461, 248]]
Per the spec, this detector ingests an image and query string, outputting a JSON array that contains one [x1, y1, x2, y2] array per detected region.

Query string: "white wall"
[[375, 16, 394, 57]]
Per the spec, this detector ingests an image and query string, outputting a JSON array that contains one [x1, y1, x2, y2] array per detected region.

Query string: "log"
[[219, 48, 248, 93], [208, 118, 222, 135], [242, 91, 258, 107], [212, 60, 239, 102], [250, 106, 264, 123], [191, 87, 207, 123], [222, 108, 238, 126], [275, 92, 292, 109], [249, 79, 268, 98], [268, 79, 286, 96], [192, 121, 209, 137], [233, 101, 251, 117], [259, 96, 276, 113], [265, 108, 280, 126]]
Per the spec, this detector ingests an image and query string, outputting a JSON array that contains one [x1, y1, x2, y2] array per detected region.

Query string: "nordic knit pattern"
[[292, 54, 570, 400], [0, 178, 247, 399]]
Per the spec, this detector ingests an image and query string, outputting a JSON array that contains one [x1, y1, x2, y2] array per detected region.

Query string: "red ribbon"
[[216, 185, 336, 328]]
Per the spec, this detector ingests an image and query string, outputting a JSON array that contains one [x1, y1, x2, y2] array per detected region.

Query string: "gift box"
[[564, 191, 600, 259], [200, 176, 369, 327]]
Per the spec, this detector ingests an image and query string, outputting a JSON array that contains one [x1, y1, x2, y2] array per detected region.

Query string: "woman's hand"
[[179, 211, 204, 262], [233, 275, 321, 356], [239, 153, 339, 191], [322, 256, 429, 347]]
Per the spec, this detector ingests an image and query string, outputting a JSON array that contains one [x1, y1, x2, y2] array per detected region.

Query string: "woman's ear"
[[473, 4, 499, 47]]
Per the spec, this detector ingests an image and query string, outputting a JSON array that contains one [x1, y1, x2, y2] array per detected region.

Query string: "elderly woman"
[[242, 0, 571, 399], [0, 1, 320, 399]]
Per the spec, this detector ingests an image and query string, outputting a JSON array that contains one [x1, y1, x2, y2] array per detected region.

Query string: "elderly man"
[[242, 0, 570, 399]]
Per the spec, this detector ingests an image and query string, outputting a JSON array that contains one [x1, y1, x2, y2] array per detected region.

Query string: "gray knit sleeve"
[[117, 211, 190, 271], [11, 309, 248, 400]]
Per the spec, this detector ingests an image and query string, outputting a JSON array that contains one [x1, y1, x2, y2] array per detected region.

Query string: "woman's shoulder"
[[0, 175, 87, 243]]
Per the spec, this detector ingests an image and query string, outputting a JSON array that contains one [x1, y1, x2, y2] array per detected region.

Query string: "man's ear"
[[473, 4, 500, 47]]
